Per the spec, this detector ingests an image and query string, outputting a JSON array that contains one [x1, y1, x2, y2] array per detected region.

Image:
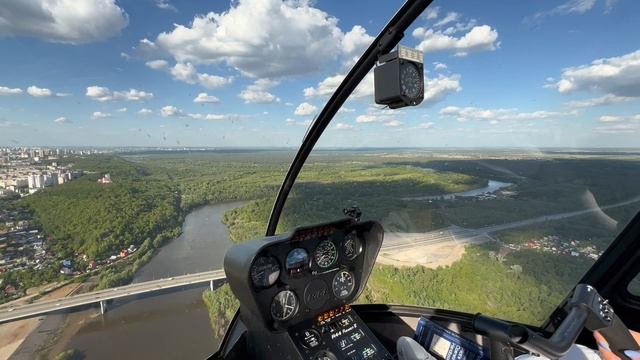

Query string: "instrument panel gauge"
[[314, 240, 338, 268], [400, 62, 423, 99], [332, 270, 355, 300], [250, 256, 280, 288], [342, 231, 362, 260], [286, 248, 310, 273], [270, 290, 299, 321]]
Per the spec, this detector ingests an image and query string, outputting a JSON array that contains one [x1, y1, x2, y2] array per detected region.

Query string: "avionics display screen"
[[430, 334, 452, 359]]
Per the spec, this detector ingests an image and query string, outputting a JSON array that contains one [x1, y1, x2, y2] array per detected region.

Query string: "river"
[[403, 180, 513, 201], [11, 201, 244, 360]]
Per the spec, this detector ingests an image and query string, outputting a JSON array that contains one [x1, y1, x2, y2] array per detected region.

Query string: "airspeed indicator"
[[314, 240, 338, 268]]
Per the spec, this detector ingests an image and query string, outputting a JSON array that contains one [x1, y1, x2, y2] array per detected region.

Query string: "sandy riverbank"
[[0, 283, 83, 360]]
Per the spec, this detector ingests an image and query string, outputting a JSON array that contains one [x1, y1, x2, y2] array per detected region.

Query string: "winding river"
[[9, 178, 513, 359], [12, 201, 244, 360]]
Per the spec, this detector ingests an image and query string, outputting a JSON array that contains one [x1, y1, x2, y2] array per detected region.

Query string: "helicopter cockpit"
[[208, 1, 640, 360]]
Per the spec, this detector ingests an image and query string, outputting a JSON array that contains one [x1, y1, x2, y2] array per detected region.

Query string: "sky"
[[0, 0, 639, 148]]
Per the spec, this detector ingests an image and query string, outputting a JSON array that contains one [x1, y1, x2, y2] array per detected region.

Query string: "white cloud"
[[565, 94, 636, 108], [131, 38, 163, 60], [154, 0, 349, 78], [305, 71, 374, 100], [342, 25, 373, 54], [593, 123, 638, 134], [155, 0, 177, 12], [383, 120, 403, 127], [0, 0, 128, 44], [552, 49, 640, 97], [423, 74, 462, 105], [441, 20, 478, 36], [341, 25, 374, 62], [338, 107, 355, 113], [352, 72, 375, 99], [304, 74, 344, 98], [27, 85, 53, 97], [434, 12, 460, 27], [433, 62, 448, 71], [524, 0, 599, 24], [335, 123, 354, 130], [354, 106, 407, 125], [117, 107, 127, 112], [0, 86, 22, 95], [86, 86, 153, 101], [146, 59, 169, 70], [239, 79, 279, 104], [599, 114, 640, 122], [157, 62, 233, 89], [413, 25, 499, 56], [417, 122, 434, 129], [161, 105, 182, 117], [138, 108, 153, 115], [599, 115, 622, 122], [425, 6, 439, 20], [286, 118, 312, 126], [197, 73, 232, 88], [193, 93, 220, 104], [54, 116, 71, 124], [294, 102, 318, 116], [187, 113, 250, 121], [91, 111, 111, 120], [355, 115, 378, 123], [440, 106, 572, 122]]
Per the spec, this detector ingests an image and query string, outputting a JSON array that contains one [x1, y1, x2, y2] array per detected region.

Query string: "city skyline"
[[1, 0, 639, 148]]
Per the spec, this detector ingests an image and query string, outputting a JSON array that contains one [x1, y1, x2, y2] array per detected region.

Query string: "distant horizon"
[[3, 145, 640, 152]]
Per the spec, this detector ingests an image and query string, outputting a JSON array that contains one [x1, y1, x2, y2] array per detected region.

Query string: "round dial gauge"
[[286, 248, 309, 272], [400, 62, 422, 99], [250, 256, 280, 288], [270, 290, 299, 321], [332, 270, 355, 300], [342, 231, 362, 260], [314, 240, 338, 268]]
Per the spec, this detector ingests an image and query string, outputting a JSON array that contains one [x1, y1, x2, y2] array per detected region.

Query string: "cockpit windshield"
[[0, 0, 639, 359]]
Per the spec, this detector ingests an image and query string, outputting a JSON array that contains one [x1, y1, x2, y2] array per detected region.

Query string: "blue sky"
[[0, 0, 639, 148]]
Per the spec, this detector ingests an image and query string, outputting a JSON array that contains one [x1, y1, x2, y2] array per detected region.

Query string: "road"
[[381, 195, 640, 251], [1, 195, 638, 324], [0, 269, 226, 324]]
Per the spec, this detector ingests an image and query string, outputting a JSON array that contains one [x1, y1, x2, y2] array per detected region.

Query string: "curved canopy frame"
[[266, 0, 434, 236]]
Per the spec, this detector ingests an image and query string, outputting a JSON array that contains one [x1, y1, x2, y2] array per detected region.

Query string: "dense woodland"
[[2, 151, 639, 337], [203, 152, 640, 337]]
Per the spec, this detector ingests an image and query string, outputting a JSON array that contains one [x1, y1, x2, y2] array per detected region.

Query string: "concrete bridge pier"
[[210, 279, 214, 291], [100, 300, 107, 315]]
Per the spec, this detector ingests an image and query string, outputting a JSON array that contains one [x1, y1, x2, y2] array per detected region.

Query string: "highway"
[[0, 269, 226, 324], [1, 196, 637, 324]]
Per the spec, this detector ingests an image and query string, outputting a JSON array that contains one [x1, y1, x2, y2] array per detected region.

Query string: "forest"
[[2, 150, 639, 338], [201, 151, 640, 338]]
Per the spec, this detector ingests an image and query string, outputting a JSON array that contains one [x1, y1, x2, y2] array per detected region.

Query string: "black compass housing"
[[374, 46, 424, 109]]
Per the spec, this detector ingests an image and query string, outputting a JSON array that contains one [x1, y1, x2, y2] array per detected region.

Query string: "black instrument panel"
[[248, 220, 366, 328]]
